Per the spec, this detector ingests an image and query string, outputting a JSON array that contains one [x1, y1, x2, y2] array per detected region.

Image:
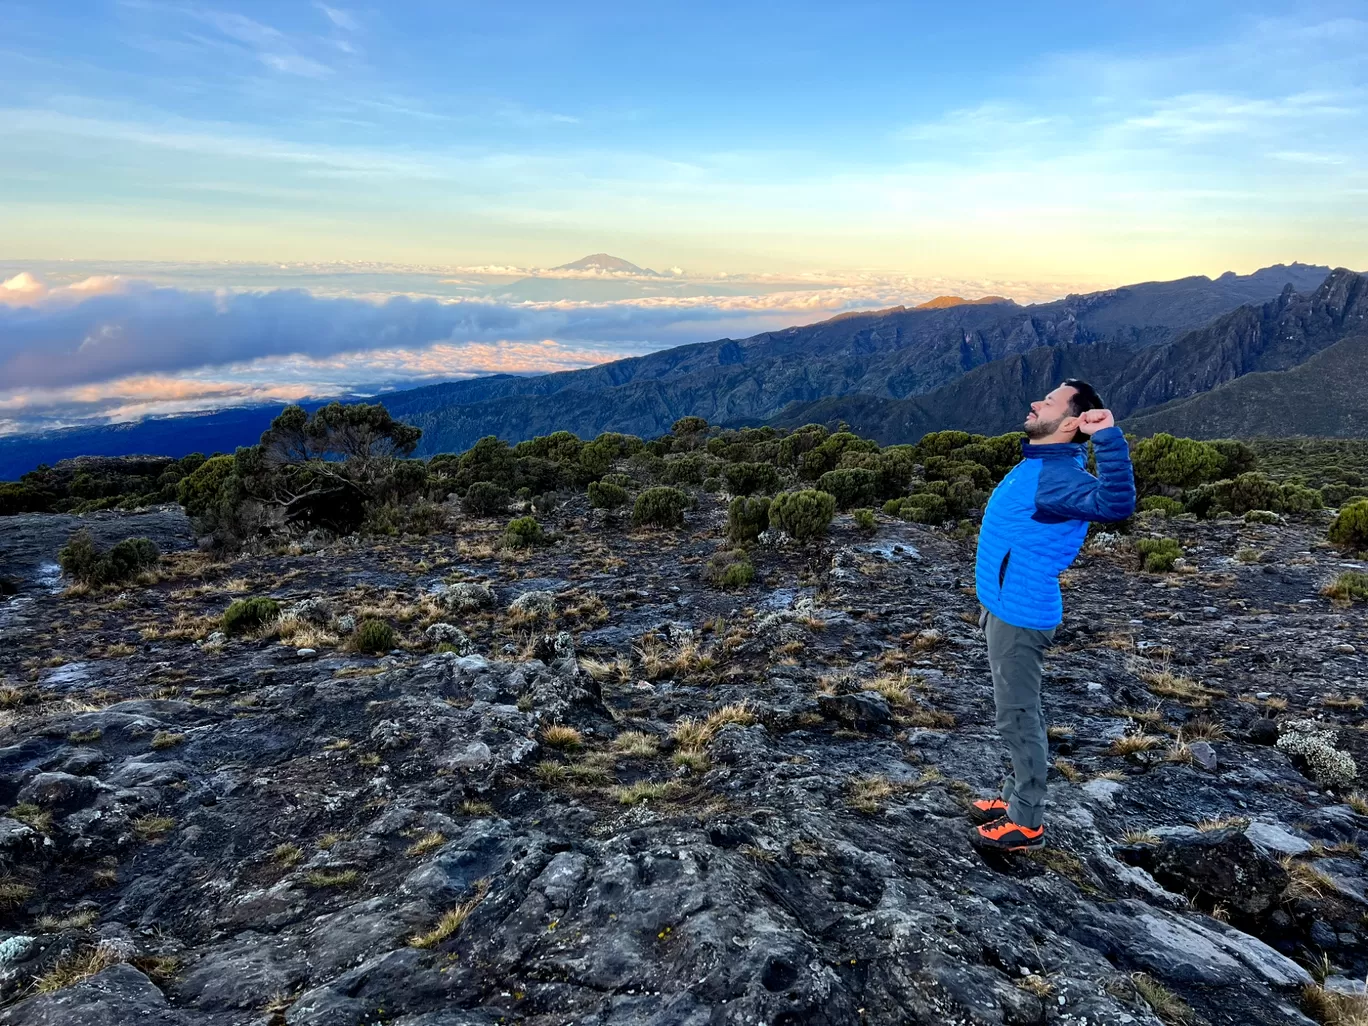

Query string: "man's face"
[[1024, 384, 1078, 439]]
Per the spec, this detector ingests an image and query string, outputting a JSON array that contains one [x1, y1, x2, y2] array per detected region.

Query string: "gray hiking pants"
[[980, 608, 1056, 829]]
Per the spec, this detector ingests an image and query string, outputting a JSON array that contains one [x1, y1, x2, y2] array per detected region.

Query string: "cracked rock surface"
[[1, 498, 1366, 1025]]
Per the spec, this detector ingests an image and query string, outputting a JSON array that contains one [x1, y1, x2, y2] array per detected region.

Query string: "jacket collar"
[[1020, 440, 1085, 461]]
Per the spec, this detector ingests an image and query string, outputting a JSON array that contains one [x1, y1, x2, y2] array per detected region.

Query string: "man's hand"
[[1077, 408, 1115, 435]]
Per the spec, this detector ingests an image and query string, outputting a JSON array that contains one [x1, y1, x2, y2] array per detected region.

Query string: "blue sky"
[[0, 2, 1365, 435], [3, 1, 1364, 277]]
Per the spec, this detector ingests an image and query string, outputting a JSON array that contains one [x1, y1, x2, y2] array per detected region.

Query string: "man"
[[968, 380, 1135, 851]]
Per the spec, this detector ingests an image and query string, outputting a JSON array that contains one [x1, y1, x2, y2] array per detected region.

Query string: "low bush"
[[352, 619, 397, 654], [58, 530, 160, 586], [726, 496, 770, 544], [1243, 509, 1281, 525], [1137, 495, 1184, 517], [1279, 483, 1323, 515], [502, 516, 547, 549], [816, 468, 879, 510], [463, 481, 510, 516], [632, 486, 690, 529], [1135, 537, 1182, 573], [770, 489, 836, 542], [702, 477, 722, 493], [587, 480, 629, 509], [1329, 500, 1368, 550], [223, 597, 281, 635], [707, 549, 755, 590], [898, 492, 948, 525], [853, 508, 876, 535], [1323, 572, 1368, 604], [721, 462, 780, 496]]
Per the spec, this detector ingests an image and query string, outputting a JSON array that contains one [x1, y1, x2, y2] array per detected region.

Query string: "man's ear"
[[1058, 416, 1080, 437]]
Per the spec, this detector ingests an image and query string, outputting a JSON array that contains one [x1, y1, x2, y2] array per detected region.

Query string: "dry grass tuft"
[[541, 724, 583, 750], [1347, 792, 1368, 816], [132, 815, 175, 840], [1302, 983, 1368, 1026], [1195, 815, 1249, 833], [611, 731, 660, 758], [460, 800, 494, 816], [612, 780, 681, 805], [410, 879, 490, 948], [35, 946, 121, 994], [579, 655, 633, 683], [0, 878, 35, 908], [305, 869, 360, 888], [273, 843, 303, 867], [847, 774, 895, 815], [1141, 667, 1225, 707], [1122, 829, 1161, 846], [1131, 972, 1196, 1024], [1053, 758, 1081, 782], [404, 832, 446, 858], [150, 731, 185, 750], [1110, 734, 1163, 756], [1282, 857, 1338, 899]]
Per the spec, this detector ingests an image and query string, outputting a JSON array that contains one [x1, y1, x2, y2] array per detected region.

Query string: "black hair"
[[1061, 379, 1103, 417], [1061, 379, 1104, 443]]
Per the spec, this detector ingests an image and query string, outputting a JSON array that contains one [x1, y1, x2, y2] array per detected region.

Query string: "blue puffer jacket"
[[975, 427, 1136, 630]]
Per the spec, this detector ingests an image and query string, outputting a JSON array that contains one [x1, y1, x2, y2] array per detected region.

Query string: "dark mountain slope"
[[388, 264, 1328, 453], [770, 269, 1368, 443], [1124, 332, 1368, 438]]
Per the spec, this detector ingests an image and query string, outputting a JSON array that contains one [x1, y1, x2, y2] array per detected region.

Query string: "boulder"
[[1117, 826, 1288, 919]]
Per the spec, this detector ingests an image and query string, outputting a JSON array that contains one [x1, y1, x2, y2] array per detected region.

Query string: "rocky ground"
[[1, 499, 1366, 1026]]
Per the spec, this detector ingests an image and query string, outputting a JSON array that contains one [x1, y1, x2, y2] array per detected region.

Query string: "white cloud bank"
[[0, 267, 1081, 433]]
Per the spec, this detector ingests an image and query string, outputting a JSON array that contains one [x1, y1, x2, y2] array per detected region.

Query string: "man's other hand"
[[1077, 409, 1115, 434]]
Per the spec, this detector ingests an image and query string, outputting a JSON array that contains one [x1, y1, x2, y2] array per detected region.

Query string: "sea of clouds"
[[0, 263, 1088, 434]]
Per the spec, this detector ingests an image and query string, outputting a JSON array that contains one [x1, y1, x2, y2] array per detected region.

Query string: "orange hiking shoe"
[[967, 798, 1009, 825], [971, 817, 1046, 852]]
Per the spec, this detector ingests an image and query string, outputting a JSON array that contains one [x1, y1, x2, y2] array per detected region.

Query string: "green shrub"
[[223, 597, 281, 635], [463, 481, 510, 515], [702, 477, 722, 493], [727, 496, 771, 544], [57, 530, 160, 585], [176, 454, 236, 520], [1320, 483, 1367, 507], [816, 468, 879, 510], [1218, 472, 1283, 515], [721, 462, 780, 496], [502, 516, 547, 549], [770, 489, 836, 541], [707, 549, 756, 590], [1324, 572, 1368, 603], [1243, 509, 1281, 525], [1132, 434, 1226, 493], [352, 619, 397, 654], [601, 473, 633, 489], [632, 486, 690, 529], [899, 492, 949, 525], [1138, 496, 1184, 517], [0, 482, 53, 515], [587, 480, 629, 509], [1209, 439, 1258, 478], [672, 416, 709, 437], [1329, 500, 1368, 550], [1280, 484, 1323, 515], [853, 508, 877, 535], [720, 561, 756, 589], [882, 498, 903, 516], [1135, 537, 1182, 573], [662, 454, 713, 486]]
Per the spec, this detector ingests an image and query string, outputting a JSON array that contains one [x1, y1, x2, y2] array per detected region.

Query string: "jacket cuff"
[[1090, 426, 1124, 445]]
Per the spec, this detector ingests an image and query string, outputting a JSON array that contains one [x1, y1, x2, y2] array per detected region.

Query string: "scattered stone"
[[1188, 740, 1218, 772], [508, 590, 555, 617], [1244, 821, 1313, 857]]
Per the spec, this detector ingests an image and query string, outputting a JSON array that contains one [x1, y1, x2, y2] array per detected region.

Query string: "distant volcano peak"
[[552, 253, 660, 276]]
